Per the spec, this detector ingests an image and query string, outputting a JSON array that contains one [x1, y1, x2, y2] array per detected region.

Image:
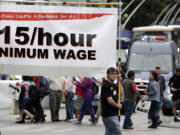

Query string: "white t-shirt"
[[49, 77, 65, 91]]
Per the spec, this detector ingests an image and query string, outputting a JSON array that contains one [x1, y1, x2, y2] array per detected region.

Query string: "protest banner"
[[0, 4, 117, 77]]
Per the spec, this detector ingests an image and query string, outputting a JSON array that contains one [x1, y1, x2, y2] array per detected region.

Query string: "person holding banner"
[[101, 67, 122, 135]]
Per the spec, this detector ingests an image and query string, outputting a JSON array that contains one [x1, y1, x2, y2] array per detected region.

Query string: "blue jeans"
[[123, 102, 136, 128], [65, 92, 74, 119], [78, 97, 95, 123], [148, 96, 163, 121], [102, 116, 122, 135], [155, 96, 163, 117]]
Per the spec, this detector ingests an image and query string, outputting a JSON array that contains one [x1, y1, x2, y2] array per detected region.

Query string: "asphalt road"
[[0, 106, 180, 135]]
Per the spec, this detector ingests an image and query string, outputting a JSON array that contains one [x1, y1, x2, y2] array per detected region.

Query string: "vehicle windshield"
[[128, 54, 172, 73]]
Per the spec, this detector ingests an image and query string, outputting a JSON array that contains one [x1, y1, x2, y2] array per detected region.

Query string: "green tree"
[[121, 0, 168, 30]]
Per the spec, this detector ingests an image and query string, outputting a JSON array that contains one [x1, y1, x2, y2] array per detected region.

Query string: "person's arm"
[[132, 82, 144, 102], [107, 97, 122, 109], [162, 77, 166, 95], [148, 83, 157, 95], [76, 78, 89, 89], [101, 84, 122, 109], [92, 77, 102, 85], [169, 76, 175, 92]]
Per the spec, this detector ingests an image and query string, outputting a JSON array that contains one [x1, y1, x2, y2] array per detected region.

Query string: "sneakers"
[[148, 120, 162, 129], [16, 120, 25, 124], [64, 118, 73, 122], [148, 119, 152, 124], [89, 122, 97, 126], [156, 120, 162, 127], [123, 126, 134, 129], [31, 116, 36, 123], [73, 120, 82, 124], [148, 125, 157, 129], [174, 117, 180, 122], [52, 119, 62, 122]]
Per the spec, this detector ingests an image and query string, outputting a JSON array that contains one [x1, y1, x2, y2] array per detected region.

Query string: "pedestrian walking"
[[101, 67, 122, 135], [16, 76, 35, 123], [74, 77, 96, 125], [74, 84, 84, 121], [169, 67, 180, 122], [48, 77, 65, 122], [123, 71, 144, 129], [64, 77, 76, 122], [144, 71, 161, 128], [148, 67, 165, 123]]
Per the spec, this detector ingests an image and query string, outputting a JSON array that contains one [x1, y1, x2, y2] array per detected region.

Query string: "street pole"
[[118, 58, 121, 121], [0, 0, 119, 5], [118, 0, 122, 121]]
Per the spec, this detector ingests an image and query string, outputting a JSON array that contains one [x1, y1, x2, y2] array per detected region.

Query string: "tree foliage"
[[121, 0, 169, 30]]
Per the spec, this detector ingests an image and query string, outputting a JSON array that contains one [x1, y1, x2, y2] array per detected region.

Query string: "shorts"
[[19, 98, 29, 110], [172, 91, 180, 101], [74, 95, 83, 110]]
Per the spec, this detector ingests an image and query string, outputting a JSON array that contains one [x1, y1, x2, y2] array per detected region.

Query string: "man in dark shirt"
[[154, 67, 166, 121], [169, 68, 180, 122], [101, 67, 122, 135]]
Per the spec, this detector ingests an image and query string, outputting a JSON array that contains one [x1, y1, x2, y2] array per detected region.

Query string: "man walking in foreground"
[[101, 67, 122, 135]]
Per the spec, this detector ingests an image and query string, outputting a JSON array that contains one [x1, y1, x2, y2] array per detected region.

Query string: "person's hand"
[[16, 82, 20, 86], [64, 90, 67, 96], [117, 75, 122, 81], [171, 88, 175, 92], [117, 103, 122, 109], [141, 98, 145, 102], [144, 90, 147, 95]]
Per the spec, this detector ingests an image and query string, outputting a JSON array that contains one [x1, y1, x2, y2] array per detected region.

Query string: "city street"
[[0, 0, 180, 135], [1, 105, 180, 135]]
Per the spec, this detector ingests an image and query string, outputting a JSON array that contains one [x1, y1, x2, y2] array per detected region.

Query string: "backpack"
[[39, 76, 50, 88], [29, 85, 49, 100], [92, 82, 99, 96]]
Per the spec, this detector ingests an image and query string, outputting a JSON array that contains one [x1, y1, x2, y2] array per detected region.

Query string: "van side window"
[[172, 31, 178, 45]]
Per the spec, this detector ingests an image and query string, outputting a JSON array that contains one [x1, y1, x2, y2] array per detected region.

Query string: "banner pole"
[[118, 58, 121, 121], [0, 0, 118, 6], [64, 2, 118, 6]]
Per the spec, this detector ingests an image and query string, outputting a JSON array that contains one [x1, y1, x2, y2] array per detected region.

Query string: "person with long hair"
[[144, 71, 161, 128], [16, 76, 34, 123]]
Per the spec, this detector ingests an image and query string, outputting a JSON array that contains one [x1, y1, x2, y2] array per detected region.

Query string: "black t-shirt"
[[101, 80, 119, 117], [169, 74, 180, 89]]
